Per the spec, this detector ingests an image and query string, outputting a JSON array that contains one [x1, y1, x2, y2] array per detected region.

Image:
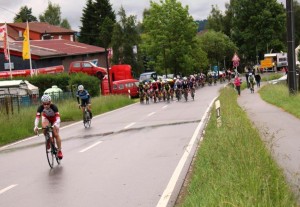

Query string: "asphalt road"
[[0, 83, 224, 207]]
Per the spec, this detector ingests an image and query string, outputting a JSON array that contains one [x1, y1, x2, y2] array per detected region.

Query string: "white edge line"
[[0, 103, 138, 151], [162, 105, 168, 109], [79, 141, 103, 153], [156, 97, 217, 207], [147, 112, 156, 117], [124, 122, 136, 129], [0, 184, 18, 195]]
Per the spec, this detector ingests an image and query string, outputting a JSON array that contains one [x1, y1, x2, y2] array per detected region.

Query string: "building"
[[0, 22, 107, 73]]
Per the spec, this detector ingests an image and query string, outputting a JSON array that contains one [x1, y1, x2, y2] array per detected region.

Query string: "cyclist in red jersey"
[[34, 94, 63, 159]]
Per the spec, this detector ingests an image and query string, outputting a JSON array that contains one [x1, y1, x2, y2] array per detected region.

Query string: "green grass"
[[0, 95, 135, 146], [177, 87, 297, 207], [261, 73, 285, 82], [259, 84, 300, 118]]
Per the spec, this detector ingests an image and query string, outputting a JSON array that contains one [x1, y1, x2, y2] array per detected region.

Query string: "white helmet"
[[41, 94, 51, 103], [78, 85, 84, 90]]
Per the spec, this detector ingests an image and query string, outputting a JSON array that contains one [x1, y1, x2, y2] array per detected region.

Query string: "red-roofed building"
[[0, 22, 107, 73]]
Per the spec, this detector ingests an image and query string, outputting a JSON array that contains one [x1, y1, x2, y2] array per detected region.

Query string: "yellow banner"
[[22, 24, 30, 60]]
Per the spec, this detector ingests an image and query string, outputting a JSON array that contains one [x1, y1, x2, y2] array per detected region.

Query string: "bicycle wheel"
[[84, 111, 91, 128], [52, 142, 61, 165], [46, 136, 54, 168]]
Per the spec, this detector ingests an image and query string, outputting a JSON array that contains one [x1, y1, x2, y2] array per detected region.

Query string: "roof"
[[0, 80, 27, 88], [0, 39, 105, 58]]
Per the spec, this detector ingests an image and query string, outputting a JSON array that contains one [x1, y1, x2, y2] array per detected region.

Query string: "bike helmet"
[[78, 85, 84, 90], [41, 94, 51, 103]]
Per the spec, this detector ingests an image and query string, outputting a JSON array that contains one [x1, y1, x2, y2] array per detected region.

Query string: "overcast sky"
[[0, 0, 286, 31]]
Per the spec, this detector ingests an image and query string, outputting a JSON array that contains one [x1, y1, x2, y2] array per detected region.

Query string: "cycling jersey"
[[35, 104, 60, 125], [77, 89, 90, 106]]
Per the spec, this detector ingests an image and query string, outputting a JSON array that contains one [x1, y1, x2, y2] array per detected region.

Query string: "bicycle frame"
[[80, 104, 91, 128]]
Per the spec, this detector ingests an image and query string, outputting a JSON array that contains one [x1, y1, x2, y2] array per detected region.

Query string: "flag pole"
[[27, 21, 33, 77], [5, 23, 12, 79]]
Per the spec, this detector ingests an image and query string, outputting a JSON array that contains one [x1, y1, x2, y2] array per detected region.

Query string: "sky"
[[0, 0, 286, 31]]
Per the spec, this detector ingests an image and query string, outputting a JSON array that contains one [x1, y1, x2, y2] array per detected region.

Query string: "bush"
[[69, 73, 101, 97], [25, 73, 70, 93]]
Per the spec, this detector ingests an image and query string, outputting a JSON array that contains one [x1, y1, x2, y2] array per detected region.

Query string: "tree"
[[39, 1, 61, 26], [60, 18, 71, 29], [294, 0, 300, 46], [141, 0, 205, 76], [14, 6, 37, 22], [230, 0, 286, 64], [110, 7, 141, 76], [79, 0, 116, 47], [206, 5, 225, 33], [197, 30, 237, 73], [39, 1, 72, 29]]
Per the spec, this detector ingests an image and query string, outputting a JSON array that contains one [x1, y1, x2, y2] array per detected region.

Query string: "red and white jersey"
[[36, 104, 60, 124]]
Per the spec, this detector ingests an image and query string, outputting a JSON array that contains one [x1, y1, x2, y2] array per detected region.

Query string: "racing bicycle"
[[80, 104, 91, 128], [38, 125, 60, 168]]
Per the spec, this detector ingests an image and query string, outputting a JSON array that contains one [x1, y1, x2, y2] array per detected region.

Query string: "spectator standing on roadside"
[[234, 75, 242, 96], [255, 73, 261, 88]]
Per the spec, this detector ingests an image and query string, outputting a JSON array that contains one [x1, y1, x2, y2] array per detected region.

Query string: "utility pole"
[[286, 0, 297, 94]]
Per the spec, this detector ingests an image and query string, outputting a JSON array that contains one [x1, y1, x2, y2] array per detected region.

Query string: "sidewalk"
[[237, 83, 300, 203]]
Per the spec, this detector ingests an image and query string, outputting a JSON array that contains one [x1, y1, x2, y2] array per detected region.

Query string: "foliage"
[[206, 5, 225, 33], [230, 0, 286, 64], [260, 84, 300, 118], [69, 73, 100, 97], [294, 0, 300, 46], [207, 0, 287, 65], [39, 1, 61, 26], [13, 6, 37, 22], [25, 73, 70, 94], [79, 0, 116, 47], [197, 30, 238, 72], [60, 18, 71, 29], [178, 87, 297, 206], [110, 6, 142, 76], [141, 0, 205, 76], [38, 1, 71, 29]]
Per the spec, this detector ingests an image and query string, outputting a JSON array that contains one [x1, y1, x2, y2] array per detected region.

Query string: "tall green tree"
[[79, 0, 116, 47], [197, 30, 237, 72], [294, 0, 300, 46], [206, 5, 225, 33], [14, 6, 37, 22], [110, 7, 141, 76], [141, 0, 205, 76], [230, 0, 286, 63], [39, 1, 61, 25], [39, 1, 71, 29]]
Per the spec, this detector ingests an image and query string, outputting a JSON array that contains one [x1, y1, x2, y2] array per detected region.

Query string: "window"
[[113, 85, 118, 90], [83, 63, 91, 68], [119, 84, 124, 90], [73, 62, 81, 68]]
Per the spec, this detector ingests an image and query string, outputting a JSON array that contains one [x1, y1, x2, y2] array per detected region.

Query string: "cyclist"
[[76, 85, 92, 119], [34, 94, 63, 159]]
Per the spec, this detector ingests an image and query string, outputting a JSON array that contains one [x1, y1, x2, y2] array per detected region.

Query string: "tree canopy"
[[141, 0, 206, 76], [13, 6, 37, 22], [79, 0, 116, 47]]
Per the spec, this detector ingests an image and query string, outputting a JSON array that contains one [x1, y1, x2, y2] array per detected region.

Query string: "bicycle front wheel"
[[46, 138, 54, 168], [84, 111, 91, 128]]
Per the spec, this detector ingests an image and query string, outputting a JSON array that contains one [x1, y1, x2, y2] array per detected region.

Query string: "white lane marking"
[[162, 105, 168, 109], [156, 97, 217, 207], [124, 122, 136, 129], [79, 141, 103, 153], [0, 184, 18, 195], [147, 112, 156, 117]]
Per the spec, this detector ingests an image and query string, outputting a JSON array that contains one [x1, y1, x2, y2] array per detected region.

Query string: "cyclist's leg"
[[52, 124, 62, 151], [41, 117, 50, 135]]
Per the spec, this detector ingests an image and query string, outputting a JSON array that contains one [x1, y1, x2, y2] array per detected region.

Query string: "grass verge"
[[177, 86, 297, 206], [0, 95, 135, 147], [259, 83, 300, 118]]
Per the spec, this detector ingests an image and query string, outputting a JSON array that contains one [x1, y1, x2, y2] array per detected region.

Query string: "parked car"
[[139, 71, 157, 83], [69, 61, 107, 80], [111, 79, 139, 98]]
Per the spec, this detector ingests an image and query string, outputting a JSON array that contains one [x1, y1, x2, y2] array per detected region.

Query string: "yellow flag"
[[22, 24, 30, 60]]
